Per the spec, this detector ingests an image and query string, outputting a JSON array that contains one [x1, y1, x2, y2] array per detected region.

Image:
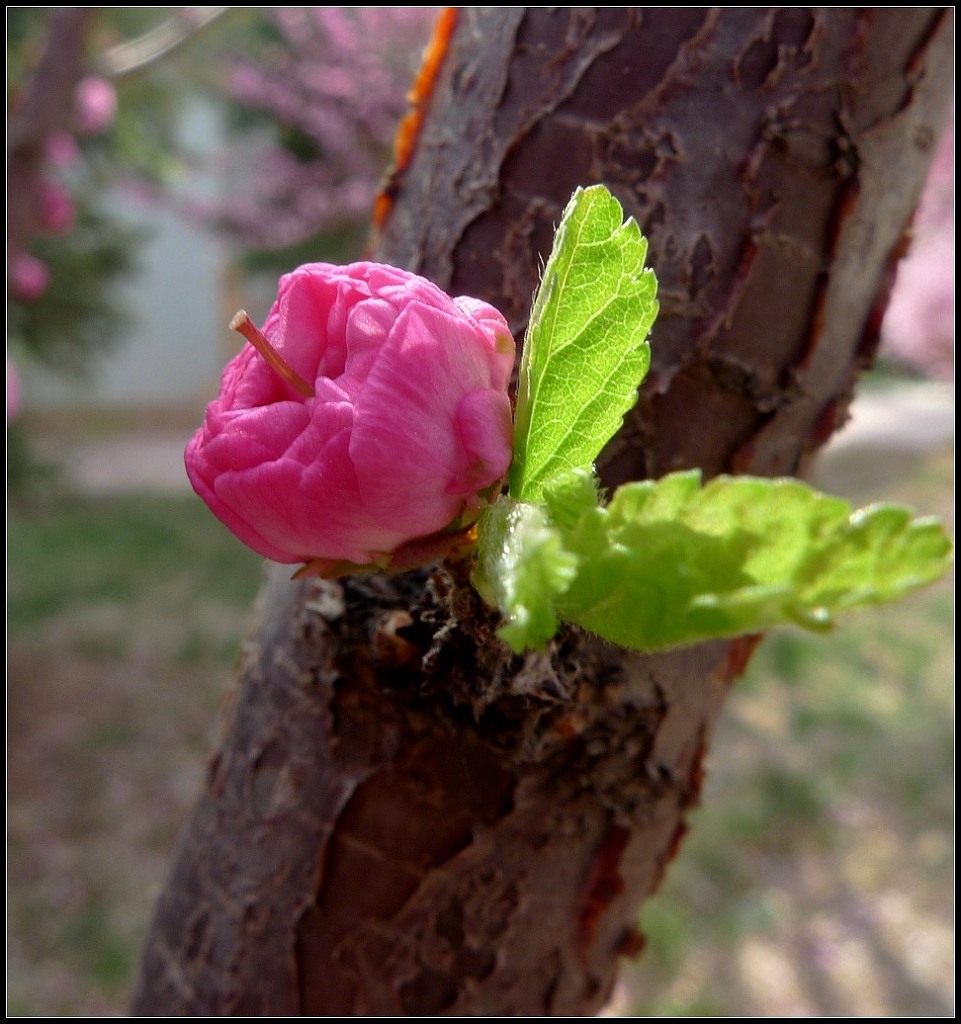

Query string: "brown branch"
[[133, 8, 954, 1016]]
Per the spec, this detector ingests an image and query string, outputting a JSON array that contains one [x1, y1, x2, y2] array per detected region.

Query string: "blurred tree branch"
[[95, 7, 229, 77]]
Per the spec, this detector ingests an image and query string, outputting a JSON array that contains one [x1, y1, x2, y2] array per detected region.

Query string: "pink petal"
[[448, 389, 514, 495], [455, 295, 516, 391], [351, 303, 492, 532]]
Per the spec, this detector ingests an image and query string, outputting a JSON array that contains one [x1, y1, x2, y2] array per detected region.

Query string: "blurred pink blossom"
[[37, 179, 76, 235], [9, 252, 51, 303], [75, 75, 117, 135]]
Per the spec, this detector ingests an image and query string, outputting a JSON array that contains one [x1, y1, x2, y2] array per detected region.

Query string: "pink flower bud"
[[75, 76, 117, 136], [9, 252, 50, 303], [185, 262, 516, 572]]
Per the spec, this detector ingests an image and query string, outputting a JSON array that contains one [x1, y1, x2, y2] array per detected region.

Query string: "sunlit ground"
[[6, 427, 953, 1016]]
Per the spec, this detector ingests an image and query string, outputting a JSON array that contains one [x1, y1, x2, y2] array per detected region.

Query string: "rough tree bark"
[[133, 8, 952, 1016]]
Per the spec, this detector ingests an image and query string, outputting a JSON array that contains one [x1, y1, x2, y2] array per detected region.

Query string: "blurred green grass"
[[621, 446, 954, 1017], [8, 493, 262, 632], [6, 447, 954, 1016], [7, 490, 264, 1016], [624, 589, 954, 1016]]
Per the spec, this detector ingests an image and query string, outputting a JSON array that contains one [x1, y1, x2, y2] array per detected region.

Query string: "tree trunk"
[[133, 8, 953, 1016]]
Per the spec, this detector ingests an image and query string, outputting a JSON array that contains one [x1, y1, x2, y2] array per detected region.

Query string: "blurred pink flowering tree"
[[6, 8, 229, 382], [880, 114, 954, 380], [7, 11, 138, 378], [196, 7, 437, 263], [6, 8, 224, 491]]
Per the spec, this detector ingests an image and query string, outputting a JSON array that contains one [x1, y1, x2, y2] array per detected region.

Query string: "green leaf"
[[473, 498, 579, 654], [553, 472, 954, 652], [509, 185, 658, 502]]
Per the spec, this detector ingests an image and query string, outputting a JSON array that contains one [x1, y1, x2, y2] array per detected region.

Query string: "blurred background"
[[6, 8, 954, 1016]]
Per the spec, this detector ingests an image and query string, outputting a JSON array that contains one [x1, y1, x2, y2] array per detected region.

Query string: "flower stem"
[[230, 310, 313, 398]]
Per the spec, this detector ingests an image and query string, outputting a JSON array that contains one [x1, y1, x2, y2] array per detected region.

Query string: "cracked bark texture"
[[132, 8, 953, 1016]]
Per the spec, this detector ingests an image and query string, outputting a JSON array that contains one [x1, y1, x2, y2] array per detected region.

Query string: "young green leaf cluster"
[[477, 467, 952, 654], [474, 185, 953, 655]]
